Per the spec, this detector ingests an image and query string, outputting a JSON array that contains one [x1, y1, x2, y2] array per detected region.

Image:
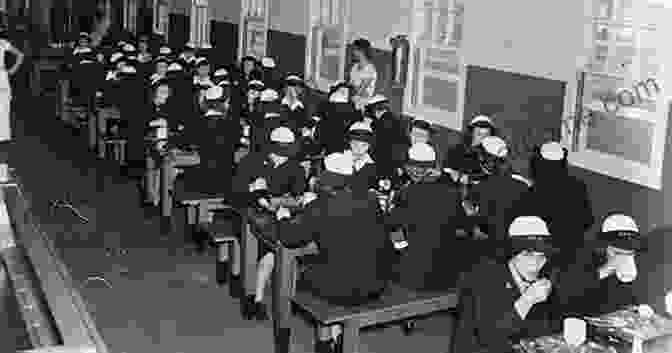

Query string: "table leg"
[[273, 245, 293, 353], [88, 109, 97, 150], [160, 156, 173, 233], [341, 321, 360, 353], [241, 217, 258, 297]]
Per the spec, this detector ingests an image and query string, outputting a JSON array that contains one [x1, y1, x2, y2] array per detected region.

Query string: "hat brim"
[[510, 238, 558, 254], [348, 132, 374, 144], [406, 159, 436, 168], [598, 232, 645, 252], [267, 142, 299, 157]]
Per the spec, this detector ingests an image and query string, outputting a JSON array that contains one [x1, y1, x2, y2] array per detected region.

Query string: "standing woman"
[[348, 38, 377, 111], [0, 26, 25, 142]]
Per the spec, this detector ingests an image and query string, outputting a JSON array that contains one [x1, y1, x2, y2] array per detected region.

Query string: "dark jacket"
[[554, 247, 638, 317], [445, 142, 483, 177], [181, 110, 240, 195], [386, 181, 465, 291], [372, 111, 410, 178], [349, 156, 378, 194], [316, 101, 361, 154], [510, 157, 594, 260], [452, 259, 559, 353], [232, 151, 307, 207], [277, 189, 395, 305], [470, 173, 530, 242]]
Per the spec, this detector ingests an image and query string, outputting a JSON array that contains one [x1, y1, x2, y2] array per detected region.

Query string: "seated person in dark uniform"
[[366, 95, 409, 180], [386, 143, 464, 291], [510, 141, 594, 267], [275, 152, 395, 353], [453, 216, 559, 353], [281, 74, 310, 131], [343, 121, 378, 193], [445, 115, 498, 184], [469, 136, 531, 251], [554, 214, 644, 317], [231, 126, 307, 320], [176, 44, 197, 71], [315, 81, 361, 155]]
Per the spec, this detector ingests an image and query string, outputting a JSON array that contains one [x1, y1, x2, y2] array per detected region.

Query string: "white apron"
[[0, 39, 13, 142]]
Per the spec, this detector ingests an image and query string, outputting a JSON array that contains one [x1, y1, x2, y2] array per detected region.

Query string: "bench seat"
[[293, 284, 458, 327]]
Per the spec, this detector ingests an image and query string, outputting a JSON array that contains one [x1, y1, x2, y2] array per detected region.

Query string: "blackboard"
[[463, 65, 566, 176]]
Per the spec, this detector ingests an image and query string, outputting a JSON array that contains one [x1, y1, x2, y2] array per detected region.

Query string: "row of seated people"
[[63, 33, 655, 353]]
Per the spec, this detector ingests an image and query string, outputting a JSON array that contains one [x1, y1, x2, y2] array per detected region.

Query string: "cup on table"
[[666, 291, 672, 316], [564, 318, 587, 347]]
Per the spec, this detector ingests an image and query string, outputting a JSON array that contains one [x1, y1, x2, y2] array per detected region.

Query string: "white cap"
[[195, 57, 209, 65], [110, 52, 124, 63], [349, 121, 373, 134], [260, 88, 279, 102], [286, 75, 302, 81], [324, 152, 354, 176], [602, 214, 639, 233], [270, 127, 295, 143], [261, 57, 276, 68], [159, 46, 172, 55], [214, 68, 228, 77], [123, 43, 136, 52], [248, 80, 265, 88], [509, 216, 550, 237], [481, 136, 508, 158], [168, 63, 183, 72], [366, 94, 389, 106], [205, 86, 224, 100], [120, 65, 137, 74], [117, 41, 127, 47], [264, 112, 281, 119], [470, 115, 494, 126], [540, 141, 565, 161], [79, 59, 95, 64], [408, 142, 436, 162]]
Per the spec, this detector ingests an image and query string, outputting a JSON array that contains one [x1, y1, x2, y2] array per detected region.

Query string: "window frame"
[[237, 0, 270, 61], [153, 0, 169, 37], [565, 0, 670, 190], [304, 0, 351, 93], [189, 0, 212, 49], [403, 0, 466, 131], [123, 0, 138, 34]]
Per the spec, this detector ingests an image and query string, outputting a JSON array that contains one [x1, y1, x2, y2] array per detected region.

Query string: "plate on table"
[[519, 336, 614, 353]]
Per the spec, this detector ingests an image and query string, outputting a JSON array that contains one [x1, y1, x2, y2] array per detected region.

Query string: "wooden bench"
[[292, 284, 459, 353]]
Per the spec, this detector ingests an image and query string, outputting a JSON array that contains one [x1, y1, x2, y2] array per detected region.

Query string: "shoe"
[[254, 301, 268, 321], [229, 275, 243, 299], [241, 295, 255, 320], [216, 261, 229, 285]]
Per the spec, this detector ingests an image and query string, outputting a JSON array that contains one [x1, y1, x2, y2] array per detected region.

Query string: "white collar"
[[511, 174, 533, 187], [281, 97, 304, 110], [204, 109, 224, 117], [344, 150, 374, 170]]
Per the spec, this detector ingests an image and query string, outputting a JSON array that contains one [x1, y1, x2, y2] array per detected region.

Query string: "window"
[[568, 0, 670, 190], [238, 0, 269, 60], [305, 0, 349, 92], [123, 0, 138, 34], [189, 0, 211, 49], [404, 0, 465, 130], [153, 0, 169, 36]]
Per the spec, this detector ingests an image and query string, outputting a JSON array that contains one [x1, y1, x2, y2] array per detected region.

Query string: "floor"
[[7, 92, 455, 353]]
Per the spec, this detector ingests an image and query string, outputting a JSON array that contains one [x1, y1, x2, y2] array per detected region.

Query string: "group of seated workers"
[[64, 31, 657, 353]]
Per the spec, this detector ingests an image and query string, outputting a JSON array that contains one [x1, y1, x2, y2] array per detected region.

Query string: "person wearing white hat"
[[238, 55, 262, 92], [385, 143, 464, 291], [136, 39, 153, 64], [343, 121, 378, 193], [233, 126, 307, 321], [554, 213, 644, 317], [467, 136, 531, 247], [509, 141, 594, 265], [177, 44, 197, 70], [275, 152, 394, 351], [445, 114, 498, 183], [453, 215, 558, 353]]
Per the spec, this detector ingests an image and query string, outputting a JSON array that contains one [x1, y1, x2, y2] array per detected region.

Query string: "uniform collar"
[[281, 97, 303, 110], [344, 150, 374, 170]]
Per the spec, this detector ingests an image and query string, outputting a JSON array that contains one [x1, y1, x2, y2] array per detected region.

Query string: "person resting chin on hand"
[[555, 214, 644, 317]]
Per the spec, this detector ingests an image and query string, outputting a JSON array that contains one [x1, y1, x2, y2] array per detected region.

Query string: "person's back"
[[297, 189, 393, 304], [472, 172, 529, 241], [390, 181, 464, 290]]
